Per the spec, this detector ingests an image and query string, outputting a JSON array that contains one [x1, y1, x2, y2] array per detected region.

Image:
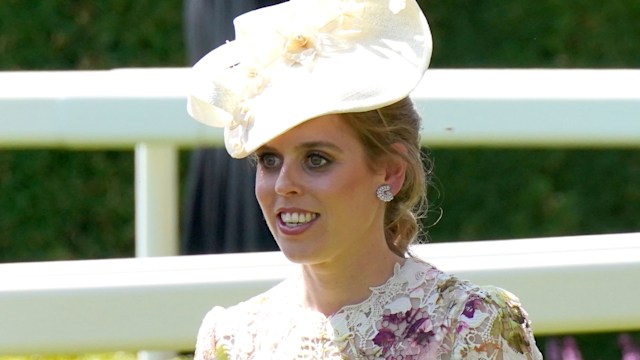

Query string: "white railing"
[[1, 233, 639, 354], [1, 69, 639, 354], [3, 68, 640, 148]]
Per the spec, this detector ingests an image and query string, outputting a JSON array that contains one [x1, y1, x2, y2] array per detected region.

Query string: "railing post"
[[135, 143, 179, 257], [135, 142, 179, 360]]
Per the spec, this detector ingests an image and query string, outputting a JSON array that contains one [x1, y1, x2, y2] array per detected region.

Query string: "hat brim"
[[187, 0, 432, 158]]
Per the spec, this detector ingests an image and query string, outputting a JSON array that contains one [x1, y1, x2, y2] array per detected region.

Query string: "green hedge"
[[1, 0, 639, 357], [426, 149, 640, 242], [0, 1, 184, 70], [424, 0, 640, 68]]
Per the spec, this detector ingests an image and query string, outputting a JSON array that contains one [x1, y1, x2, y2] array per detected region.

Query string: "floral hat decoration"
[[187, 0, 432, 158]]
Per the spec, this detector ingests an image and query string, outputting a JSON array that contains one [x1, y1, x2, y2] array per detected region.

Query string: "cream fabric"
[[187, 0, 432, 158], [195, 258, 543, 359]]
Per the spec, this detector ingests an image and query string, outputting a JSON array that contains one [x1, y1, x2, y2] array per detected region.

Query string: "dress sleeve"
[[450, 286, 543, 360], [194, 306, 229, 360]]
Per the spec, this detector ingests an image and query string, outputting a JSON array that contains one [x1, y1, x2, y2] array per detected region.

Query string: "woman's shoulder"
[[194, 278, 296, 359], [401, 258, 542, 359], [200, 275, 295, 325], [406, 258, 529, 313], [411, 259, 542, 359], [449, 284, 543, 359]]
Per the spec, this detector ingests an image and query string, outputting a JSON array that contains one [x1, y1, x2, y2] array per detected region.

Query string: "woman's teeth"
[[280, 212, 317, 226]]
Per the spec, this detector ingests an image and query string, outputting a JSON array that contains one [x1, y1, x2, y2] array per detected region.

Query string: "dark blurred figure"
[[181, 0, 283, 254]]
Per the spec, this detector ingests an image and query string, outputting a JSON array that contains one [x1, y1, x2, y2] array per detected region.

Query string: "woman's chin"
[[276, 242, 324, 265]]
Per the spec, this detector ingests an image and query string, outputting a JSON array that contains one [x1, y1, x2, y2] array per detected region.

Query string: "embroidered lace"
[[195, 258, 542, 359]]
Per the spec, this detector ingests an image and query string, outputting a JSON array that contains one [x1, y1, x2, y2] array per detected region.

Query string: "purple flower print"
[[463, 296, 482, 318], [406, 318, 428, 337], [407, 317, 434, 347], [373, 328, 396, 352], [384, 311, 406, 325], [456, 321, 469, 334], [375, 307, 436, 357]]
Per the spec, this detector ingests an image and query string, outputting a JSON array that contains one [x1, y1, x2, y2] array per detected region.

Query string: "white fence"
[[0, 233, 639, 354], [1, 69, 639, 354]]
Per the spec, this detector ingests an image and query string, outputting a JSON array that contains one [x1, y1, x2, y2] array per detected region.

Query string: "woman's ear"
[[384, 143, 408, 195]]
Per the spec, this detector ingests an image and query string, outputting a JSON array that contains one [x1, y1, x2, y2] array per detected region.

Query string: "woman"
[[187, 0, 542, 358]]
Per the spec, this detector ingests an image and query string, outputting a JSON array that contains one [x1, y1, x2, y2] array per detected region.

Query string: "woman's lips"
[[276, 210, 319, 235]]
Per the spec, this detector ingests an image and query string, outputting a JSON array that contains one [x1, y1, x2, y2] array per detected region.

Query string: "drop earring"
[[376, 184, 394, 202]]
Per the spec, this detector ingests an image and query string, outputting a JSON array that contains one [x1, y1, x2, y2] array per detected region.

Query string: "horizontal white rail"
[[0, 232, 639, 354], [1, 68, 640, 148]]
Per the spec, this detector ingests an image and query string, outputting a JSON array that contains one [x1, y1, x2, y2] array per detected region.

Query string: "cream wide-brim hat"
[[187, 0, 432, 158]]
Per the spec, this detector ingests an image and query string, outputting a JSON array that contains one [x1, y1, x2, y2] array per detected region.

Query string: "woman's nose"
[[274, 163, 302, 196]]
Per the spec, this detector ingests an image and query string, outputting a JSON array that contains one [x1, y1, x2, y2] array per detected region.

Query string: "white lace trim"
[[195, 258, 543, 360], [327, 259, 437, 357]]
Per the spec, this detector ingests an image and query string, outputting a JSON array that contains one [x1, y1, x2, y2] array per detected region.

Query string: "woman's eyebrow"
[[255, 145, 276, 153], [297, 141, 343, 153], [258, 141, 343, 154]]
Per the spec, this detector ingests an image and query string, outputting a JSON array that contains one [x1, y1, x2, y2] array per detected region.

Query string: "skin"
[[254, 114, 407, 316]]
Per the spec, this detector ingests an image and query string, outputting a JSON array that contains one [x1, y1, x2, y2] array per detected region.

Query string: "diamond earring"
[[376, 184, 394, 202]]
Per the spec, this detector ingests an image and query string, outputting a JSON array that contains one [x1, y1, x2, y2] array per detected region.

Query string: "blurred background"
[[0, 0, 639, 358]]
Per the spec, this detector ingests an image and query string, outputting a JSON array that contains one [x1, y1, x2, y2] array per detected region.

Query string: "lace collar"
[[275, 258, 437, 354], [327, 258, 435, 318], [283, 258, 434, 313]]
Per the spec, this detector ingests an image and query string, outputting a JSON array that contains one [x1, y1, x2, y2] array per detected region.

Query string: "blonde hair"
[[341, 97, 431, 257]]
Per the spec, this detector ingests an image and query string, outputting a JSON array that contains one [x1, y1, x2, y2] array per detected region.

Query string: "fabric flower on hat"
[[187, 0, 432, 158], [238, 0, 365, 119], [283, 33, 319, 66]]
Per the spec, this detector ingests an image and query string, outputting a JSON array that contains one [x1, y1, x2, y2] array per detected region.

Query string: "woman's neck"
[[299, 246, 405, 316]]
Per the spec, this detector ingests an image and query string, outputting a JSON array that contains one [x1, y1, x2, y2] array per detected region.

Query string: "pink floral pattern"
[[195, 258, 543, 359], [373, 307, 439, 358]]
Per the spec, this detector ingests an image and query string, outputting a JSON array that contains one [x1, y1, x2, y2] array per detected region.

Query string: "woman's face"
[[255, 114, 387, 265]]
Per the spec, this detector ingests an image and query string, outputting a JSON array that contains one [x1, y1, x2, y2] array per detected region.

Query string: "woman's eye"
[[259, 153, 280, 168], [306, 153, 329, 168]]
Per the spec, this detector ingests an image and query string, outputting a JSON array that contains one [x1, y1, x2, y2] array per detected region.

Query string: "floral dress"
[[194, 258, 542, 359]]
